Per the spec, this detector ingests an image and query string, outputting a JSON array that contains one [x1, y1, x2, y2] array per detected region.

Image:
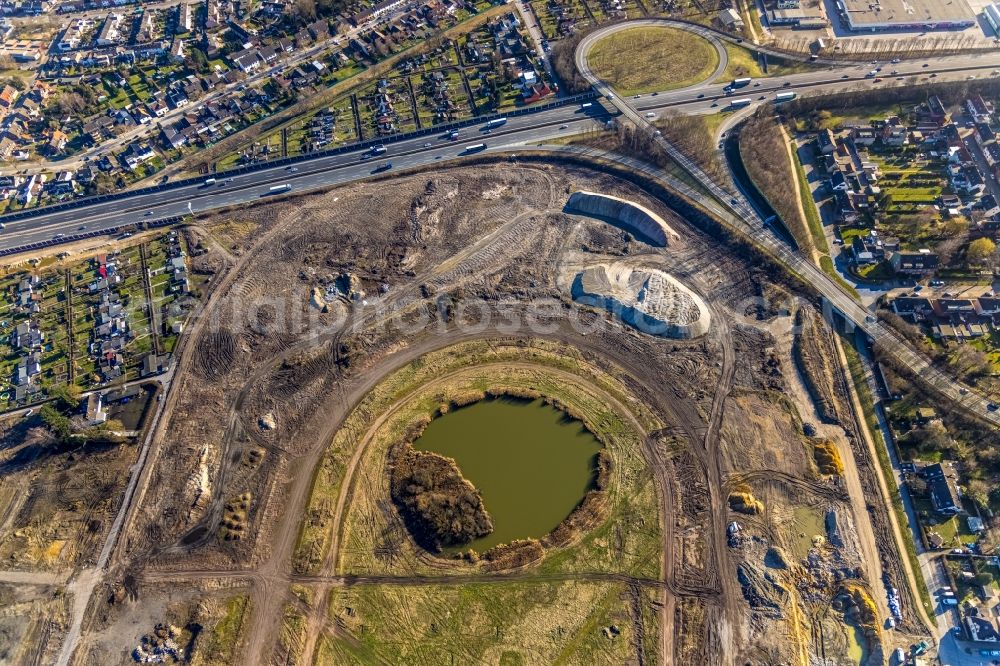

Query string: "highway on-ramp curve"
[[0, 30, 996, 426], [574, 23, 1000, 430]]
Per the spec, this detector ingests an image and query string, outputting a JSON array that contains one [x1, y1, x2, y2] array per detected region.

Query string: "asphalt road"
[[4, 48, 998, 251], [574, 23, 1000, 430], [631, 51, 1000, 117], [0, 106, 613, 250], [1, 29, 998, 429]]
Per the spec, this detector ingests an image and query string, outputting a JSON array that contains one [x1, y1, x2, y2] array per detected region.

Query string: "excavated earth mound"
[[572, 262, 711, 339], [565, 190, 679, 247]]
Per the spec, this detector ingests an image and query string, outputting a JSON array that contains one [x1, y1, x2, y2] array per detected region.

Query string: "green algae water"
[[412, 397, 604, 553]]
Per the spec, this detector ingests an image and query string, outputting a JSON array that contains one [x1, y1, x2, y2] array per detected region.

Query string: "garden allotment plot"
[[0, 270, 71, 407], [0, 232, 193, 411]]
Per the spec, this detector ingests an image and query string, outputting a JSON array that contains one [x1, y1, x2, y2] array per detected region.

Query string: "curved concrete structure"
[[566, 190, 680, 247], [572, 262, 710, 338]]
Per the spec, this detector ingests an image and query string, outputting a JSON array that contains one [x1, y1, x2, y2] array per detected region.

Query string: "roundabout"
[[579, 20, 732, 96], [585, 23, 726, 95]]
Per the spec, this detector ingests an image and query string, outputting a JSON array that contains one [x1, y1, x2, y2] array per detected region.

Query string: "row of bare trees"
[[738, 110, 814, 252]]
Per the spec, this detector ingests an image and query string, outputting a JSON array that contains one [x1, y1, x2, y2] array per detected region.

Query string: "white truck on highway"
[[267, 184, 292, 194], [729, 98, 752, 109], [731, 77, 752, 88], [203, 177, 217, 186], [775, 92, 796, 102]]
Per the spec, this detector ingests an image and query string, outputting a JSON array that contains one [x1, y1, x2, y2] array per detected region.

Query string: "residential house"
[[169, 35, 185, 62], [816, 128, 836, 154], [881, 123, 908, 147], [230, 47, 262, 73], [851, 126, 878, 146], [120, 141, 155, 170], [0, 84, 18, 109], [12, 320, 43, 349], [966, 95, 994, 124], [984, 142, 1000, 167], [86, 392, 107, 424], [58, 18, 90, 51], [717, 7, 744, 30], [307, 19, 329, 39], [141, 352, 168, 376], [890, 296, 933, 322], [922, 462, 962, 515], [975, 123, 996, 147], [920, 95, 950, 126], [179, 0, 191, 31], [889, 249, 939, 275], [14, 351, 40, 387], [851, 235, 877, 265], [95, 12, 121, 46], [965, 615, 1000, 643]]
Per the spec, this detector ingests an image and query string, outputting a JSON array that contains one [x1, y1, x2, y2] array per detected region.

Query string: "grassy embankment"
[[740, 111, 859, 298], [588, 26, 720, 96], [294, 338, 663, 581], [722, 44, 814, 81]]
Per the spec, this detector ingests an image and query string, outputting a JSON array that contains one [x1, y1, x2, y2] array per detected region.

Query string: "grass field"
[[190, 595, 252, 666], [791, 143, 827, 253], [316, 580, 651, 664], [792, 102, 909, 132], [722, 45, 814, 81], [588, 26, 720, 96]]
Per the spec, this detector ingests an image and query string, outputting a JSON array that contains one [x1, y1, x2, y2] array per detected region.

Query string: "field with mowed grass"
[[588, 26, 719, 95]]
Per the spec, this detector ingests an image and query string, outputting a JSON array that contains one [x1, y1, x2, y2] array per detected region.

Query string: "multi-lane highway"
[[3, 49, 997, 251], [2, 23, 999, 428], [0, 106, 613, 250], [575, 21, 1000, 429]]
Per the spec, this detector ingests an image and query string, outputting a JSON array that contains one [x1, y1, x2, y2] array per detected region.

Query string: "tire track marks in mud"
[[725, 470, 849, 503], [123, 164, 744, 666]]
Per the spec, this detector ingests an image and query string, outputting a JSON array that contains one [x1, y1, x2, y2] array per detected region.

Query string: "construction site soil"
[[19, 160, 926, 665]]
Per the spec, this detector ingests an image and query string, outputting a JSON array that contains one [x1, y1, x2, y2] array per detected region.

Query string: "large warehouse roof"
[[985, 2, 1000, 34], [837, 0, 976, 30]]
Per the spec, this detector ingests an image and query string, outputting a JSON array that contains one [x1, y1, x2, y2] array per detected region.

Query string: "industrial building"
[[985, 2, 1000, 35], [834, 0, 976, 31], [768, 6, 828, 27]]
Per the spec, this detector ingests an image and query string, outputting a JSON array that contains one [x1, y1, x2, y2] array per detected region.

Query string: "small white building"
[[718, 8, 745, 30], [86, 393, 108, 424]]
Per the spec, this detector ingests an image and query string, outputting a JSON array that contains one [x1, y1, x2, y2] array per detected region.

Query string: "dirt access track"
[[52, 157, 921, 665]]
